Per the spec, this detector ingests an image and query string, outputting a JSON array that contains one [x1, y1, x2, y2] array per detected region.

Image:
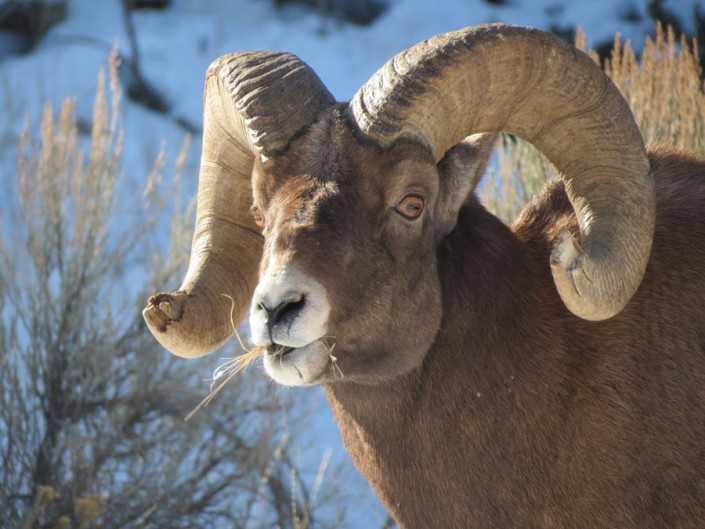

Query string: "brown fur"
[[254, 110, 705, 528]]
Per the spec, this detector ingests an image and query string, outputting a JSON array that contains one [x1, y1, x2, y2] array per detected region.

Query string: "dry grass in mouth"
[[186, 296, 342, 420], [323, 339, 344, 379], [185, 295, 265, 421], [184, 341, 266, 422]]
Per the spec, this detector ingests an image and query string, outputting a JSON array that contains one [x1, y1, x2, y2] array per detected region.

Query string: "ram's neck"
[[323, 199, 568, 528]]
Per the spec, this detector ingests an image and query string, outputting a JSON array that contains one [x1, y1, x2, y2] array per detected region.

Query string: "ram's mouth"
[[262, 339, 333, 387], [266, 344, 295, 358]]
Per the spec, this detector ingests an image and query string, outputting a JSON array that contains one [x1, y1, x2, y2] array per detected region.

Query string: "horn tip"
[[143, 291, 219, 358]]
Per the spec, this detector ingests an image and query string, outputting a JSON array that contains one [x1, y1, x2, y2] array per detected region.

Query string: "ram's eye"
[[254, 210, 266, 229], [395, 195, 425, 220]]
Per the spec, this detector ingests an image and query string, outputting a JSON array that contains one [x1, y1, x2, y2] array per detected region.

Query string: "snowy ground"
[[0, 0, 701, 525], [1, 0, 699, 182]]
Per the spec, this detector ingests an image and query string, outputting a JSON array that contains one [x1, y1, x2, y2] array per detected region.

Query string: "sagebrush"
[[0, 50, 353, 529]]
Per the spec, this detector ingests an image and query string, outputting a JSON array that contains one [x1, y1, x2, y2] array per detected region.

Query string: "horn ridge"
[[143, 51, 335, 358], [215, 52, 336, 157]]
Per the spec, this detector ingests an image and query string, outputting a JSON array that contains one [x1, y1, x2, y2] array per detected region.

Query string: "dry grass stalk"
[[16, 48, 125, 284], [184, 293, 343, 421], [74, 495, 106, 526], [184, 293, 265, 421], [602, 23, 705, 152]]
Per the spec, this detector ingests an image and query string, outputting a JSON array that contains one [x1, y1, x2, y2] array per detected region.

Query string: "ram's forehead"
[[385, 156, 439, 187], [253, 119, 346, 194], [270, 175, 340, 210], [252, 109, 440, 211]]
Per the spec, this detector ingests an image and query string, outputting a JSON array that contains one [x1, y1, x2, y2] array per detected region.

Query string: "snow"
[[1, 0, 695, 188], [0, 0, 700, 525]]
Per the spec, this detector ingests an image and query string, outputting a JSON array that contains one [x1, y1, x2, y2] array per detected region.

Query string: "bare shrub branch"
[[0, 49, 351, 529]]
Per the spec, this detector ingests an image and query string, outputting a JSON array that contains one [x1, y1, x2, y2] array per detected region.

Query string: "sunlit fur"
[[251, 108, 705, 528]]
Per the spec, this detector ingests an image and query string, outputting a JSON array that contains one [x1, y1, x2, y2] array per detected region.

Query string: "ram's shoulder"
[[645, 144, 705, 268], [648, 143, 705, 199], [511, 179, 576, 254]]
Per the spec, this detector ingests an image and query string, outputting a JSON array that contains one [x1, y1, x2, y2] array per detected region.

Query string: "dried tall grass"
[[481, 24, 705, 222], [589, 23, 705, 152], [1, 46, 357, 529]]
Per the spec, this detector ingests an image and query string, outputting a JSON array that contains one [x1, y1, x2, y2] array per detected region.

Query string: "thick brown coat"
[[299, 138, 705, 528]]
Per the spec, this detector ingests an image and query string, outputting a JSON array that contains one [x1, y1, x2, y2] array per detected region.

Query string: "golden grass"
[[184, 294, 265, 421], [586, 23, 705, 152], [481, 24, 705, 222]]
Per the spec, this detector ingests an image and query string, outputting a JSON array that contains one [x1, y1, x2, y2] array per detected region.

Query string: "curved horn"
[[350, 24, 655, 321], [144, 52, 335, 357]]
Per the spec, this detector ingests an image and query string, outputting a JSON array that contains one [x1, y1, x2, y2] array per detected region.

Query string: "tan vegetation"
[[1, 50, 354, 529]]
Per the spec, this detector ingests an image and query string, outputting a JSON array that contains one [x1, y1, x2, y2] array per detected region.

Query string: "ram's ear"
[[436, 133, 497, 224]]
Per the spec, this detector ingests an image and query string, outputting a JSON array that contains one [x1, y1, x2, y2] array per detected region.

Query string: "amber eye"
[[395, 195, 425, 220], [253, 210, 265, 229]]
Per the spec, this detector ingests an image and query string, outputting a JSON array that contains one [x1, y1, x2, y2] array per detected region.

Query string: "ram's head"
[[143, 24, 654, 386]]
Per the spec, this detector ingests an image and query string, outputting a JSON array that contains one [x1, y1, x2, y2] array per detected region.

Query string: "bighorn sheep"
[[143, 24, 705, 528]]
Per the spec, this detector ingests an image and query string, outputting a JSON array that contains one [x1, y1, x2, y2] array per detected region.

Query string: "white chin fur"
[[263, 340, 330, 386]]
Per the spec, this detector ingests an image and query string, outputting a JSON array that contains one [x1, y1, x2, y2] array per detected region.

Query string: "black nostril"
[[260, 296, 306, 330]]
